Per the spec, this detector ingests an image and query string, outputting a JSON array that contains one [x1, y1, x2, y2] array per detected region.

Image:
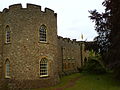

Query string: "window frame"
[[39, 25, 47, 42], [5, 59, 10, 78], [5, 26, 11, 44], [39, 58, 48, 77]]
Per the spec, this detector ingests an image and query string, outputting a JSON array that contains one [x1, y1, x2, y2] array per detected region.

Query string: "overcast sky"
[[0, 0, 105, 41]]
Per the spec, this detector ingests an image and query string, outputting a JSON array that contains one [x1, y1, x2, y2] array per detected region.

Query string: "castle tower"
[[0, 4, 59, 88]]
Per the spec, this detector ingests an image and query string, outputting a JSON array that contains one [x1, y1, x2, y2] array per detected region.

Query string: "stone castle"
[[0, 4, 88, 89]]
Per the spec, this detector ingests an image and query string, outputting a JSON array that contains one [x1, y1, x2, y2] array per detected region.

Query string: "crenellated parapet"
[[58, 36, 80, 45], [27, 3, 41, 10], [58, 36, 63, 40], [9, 4, 22, 10], [2, 3, 57, 16]]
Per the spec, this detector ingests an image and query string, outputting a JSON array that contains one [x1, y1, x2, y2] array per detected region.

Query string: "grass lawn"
[[31, 73, 120, 90]]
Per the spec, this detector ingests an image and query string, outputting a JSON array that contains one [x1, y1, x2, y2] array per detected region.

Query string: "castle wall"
[[0, 4, 59, 88], [0, 3, 88, 89], [57, 36, 82, 76], [0, 12, 3, 79]]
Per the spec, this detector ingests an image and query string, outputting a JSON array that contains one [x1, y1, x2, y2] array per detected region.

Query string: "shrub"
[[83, 58, 106, 74]]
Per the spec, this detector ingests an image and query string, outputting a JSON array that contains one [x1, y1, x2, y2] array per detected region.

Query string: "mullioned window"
[[5, 25, 11, 43], [5, 59, 10, 78], [40, 58, 48, 77], [39, 25, 47, 42]]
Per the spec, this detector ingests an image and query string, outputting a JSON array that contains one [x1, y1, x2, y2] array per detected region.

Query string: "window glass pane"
[[39, 25, 46, 42], [6, 26, 11, 43], [5, 60, 10, 77], [6, 31, 10, 43], [40, 58, 48, 76]]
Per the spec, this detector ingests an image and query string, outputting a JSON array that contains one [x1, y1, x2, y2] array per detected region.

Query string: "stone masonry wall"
[[0, 3, 87, 89], [0, 11, 3, 80], [0, 4, 59, 88], [57, 36, 83, 76]]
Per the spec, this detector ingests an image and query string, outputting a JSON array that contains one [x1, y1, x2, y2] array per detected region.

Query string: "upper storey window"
[[5, 26, 11, 43], [39, 25, 47, 42]]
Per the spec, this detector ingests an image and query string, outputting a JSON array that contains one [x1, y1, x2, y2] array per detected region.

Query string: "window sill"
[[5, 42, 11, 45], [38, 41, 49, 44], [39, 75, 49, 78], [5, 76, 11, 79]]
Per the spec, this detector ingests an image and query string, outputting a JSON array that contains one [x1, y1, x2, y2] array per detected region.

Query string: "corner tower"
[[0, 3, 59, 88]]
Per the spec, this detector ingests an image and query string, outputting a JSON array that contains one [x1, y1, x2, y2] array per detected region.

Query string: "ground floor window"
[[40, 58, 48, 77], [5, 59, 10, 78]]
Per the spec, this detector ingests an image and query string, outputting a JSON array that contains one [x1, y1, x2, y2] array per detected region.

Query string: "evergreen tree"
[[89, 0, 120, 78], [104, 0, 120, 78]]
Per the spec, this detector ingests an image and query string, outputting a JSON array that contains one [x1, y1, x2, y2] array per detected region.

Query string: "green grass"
[[31, 73, 120, 90], [66, 73, 120, 90]]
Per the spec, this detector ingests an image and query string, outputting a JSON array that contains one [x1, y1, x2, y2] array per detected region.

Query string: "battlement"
[[9, 4, 22, 10], [2, 3, 56, 16], [58, 36, 80, 45], [27, 3, 41, 10]]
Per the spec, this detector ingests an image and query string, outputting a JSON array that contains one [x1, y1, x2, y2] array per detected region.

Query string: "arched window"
[[40, 58, 48, 77], [5, 26, 11, 43], [5, 59, 10, 78], [39, 25, 46, 42]]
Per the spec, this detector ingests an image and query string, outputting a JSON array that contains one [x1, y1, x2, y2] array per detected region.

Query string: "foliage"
[[88, 49, 95, 58], [89, 9, 111, 54], [83, 58, 106, 74], [89, 0, 120, 79], [88, 49, 101, 60], [81, 49, 106, 74], [104, 0, 120, 79], [102, 0, 120, 79]]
